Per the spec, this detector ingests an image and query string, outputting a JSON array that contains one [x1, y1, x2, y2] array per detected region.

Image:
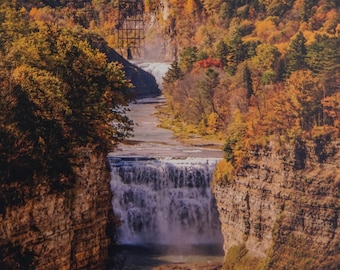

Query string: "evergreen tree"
[[307, 35, 340, 95], [215, 40, 228, 67], [226, 30, 246, 75], [163, 61, 184, 84], [285, 31, 307, 77], [243, 65, 253, 99], [299, 0, 318, 22], [179, 46, 198, 73]]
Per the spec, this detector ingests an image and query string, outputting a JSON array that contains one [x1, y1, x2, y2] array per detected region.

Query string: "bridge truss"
[[116, 0, 145, 59]]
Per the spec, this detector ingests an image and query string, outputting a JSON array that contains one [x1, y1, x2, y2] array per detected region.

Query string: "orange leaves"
[[322, 92, 340, 132], [185, 0, 196, 15], [255, 17, 279, 43], [29, 6, 56, 26]]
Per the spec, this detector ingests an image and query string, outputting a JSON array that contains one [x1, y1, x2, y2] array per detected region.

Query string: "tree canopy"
[[159, 0, 340, 177], [0, 3, 133, 189]]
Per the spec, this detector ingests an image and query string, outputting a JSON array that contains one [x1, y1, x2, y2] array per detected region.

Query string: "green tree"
[[163, 61, 184, 84], [299, 0, 318, 22], [285, 31, 307, 77], [252, 43, 281, 84], [215, 40, 228, 67], [0, 3, 35, 53], [179, 46, 198, 73], [198, 68, 220, 113], [259, 0, 294, 16], [307, 35, 340, 95], [253, 43, 280, 71], [226, 29, 246, 75], [243, 65, 253, 99]]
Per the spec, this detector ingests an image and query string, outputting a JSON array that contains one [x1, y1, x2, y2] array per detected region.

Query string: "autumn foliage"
[[194, 57, 223, 69], [0, 2, 133, 190], [160, 0, 340, 178]]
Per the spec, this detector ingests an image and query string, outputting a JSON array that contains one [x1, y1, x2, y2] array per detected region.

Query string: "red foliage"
[[194, 57, 223, 69]]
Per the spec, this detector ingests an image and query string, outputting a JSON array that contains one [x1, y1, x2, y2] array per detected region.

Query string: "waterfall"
[[133, 62, 171, 90], [109, 157, 223, 246]]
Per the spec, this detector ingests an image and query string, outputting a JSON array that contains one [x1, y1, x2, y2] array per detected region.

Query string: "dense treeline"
[[1, 0, 339, 189], [157, 0, 340, 179], [0, 1, 133, 194]]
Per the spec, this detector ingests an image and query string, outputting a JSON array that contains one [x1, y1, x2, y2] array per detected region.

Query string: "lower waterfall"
[[109, 156, 223, 247]]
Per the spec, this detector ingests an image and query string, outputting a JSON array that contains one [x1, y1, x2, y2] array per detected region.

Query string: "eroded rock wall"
[[213, 139, 340, 268], [0, 148, 112, 269]]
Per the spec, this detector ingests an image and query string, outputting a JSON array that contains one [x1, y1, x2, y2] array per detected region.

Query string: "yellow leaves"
[[12, 65, 70, 120], [255, 17, 278, 42], [286, 70, 322, 101], [29, 7, 39, 17], [203, 0, 223, 15], [213, 159, 234, 185], [336, 23, 340, 36], [70, 40, 107, 77], [206, 112, 218, 135], [275, 42, 289, 54], [300, 30, 316, 45]]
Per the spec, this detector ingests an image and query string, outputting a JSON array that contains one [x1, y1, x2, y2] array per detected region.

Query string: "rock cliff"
[[0, 148, 112, 269], [213, 139, 340, 269]]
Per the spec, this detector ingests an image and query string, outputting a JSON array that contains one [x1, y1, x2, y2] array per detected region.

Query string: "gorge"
[[1, 1, 340, 269], [109, 62, 340, 269], [107, 62, 225, 269]]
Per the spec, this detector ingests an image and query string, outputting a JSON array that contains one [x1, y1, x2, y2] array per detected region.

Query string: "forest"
[[0, 1, 339, 269], [0, 0, 134, 196], [0, 0, 339, 199], [156, 0, 340, 182]]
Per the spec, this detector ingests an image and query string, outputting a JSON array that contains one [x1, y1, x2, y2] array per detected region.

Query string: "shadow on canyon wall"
[[91, 36, 161, 99]]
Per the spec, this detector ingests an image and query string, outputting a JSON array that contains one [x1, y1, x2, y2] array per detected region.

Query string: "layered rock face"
[[0, 148, 112, 269], [213, 139, 340, 269]]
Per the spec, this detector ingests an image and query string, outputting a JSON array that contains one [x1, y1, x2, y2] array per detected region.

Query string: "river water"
[[108, 62, 224, 269], [111, 96, 223, 159], [111, 61, 223, 159]]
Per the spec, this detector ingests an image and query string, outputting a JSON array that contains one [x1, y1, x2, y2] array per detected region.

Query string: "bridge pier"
[[116, 0, 145, 59]]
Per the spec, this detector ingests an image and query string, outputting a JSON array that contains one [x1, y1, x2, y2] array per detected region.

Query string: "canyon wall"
[[213, 139, 340, 269], [0, 148, 112, 269]]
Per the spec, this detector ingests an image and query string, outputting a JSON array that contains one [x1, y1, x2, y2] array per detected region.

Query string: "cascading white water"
[[132, 62, 171, 90], [109, 157, 223, 246]]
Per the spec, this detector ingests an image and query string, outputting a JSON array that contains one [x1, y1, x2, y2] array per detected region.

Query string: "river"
[[111, 61, 223, 159], [108, 62, 224, 270]]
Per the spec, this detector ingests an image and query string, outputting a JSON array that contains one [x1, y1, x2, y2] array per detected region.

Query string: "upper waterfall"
[[134, 62, 171, 90]]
